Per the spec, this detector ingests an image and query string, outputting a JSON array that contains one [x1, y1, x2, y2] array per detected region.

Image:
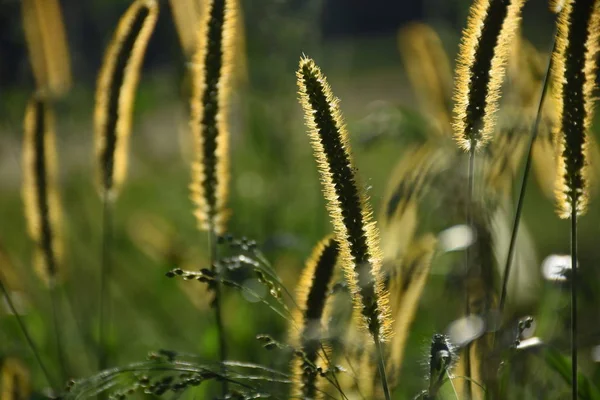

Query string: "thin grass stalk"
[[463, 147, 475, 399], [207, 224, 227, 395], [0, 278, 55, 389], [50, 284, 67, 381], [98, 195, 112, 372], [375, 339, 391, 400], [498, 37, 556, 316], [571, 206, 577, 399]]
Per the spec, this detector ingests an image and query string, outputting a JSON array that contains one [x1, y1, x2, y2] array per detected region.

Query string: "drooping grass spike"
[[94, 0, 159, 199], [22, 96, 64, 287], [189, 0, 239, 235], [290, 236, 339, 400], [21, 0, 71, 98], [552, 0, 600, 219], [453, 0, 526, 151], [398, 23, 453, 136], [169, 0, 202, 58], [297, 56, 393, 399]]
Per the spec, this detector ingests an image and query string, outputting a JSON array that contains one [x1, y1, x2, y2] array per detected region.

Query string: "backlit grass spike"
[[22, 96, 64, 287], [297, 56, 393, 343], [552, 0, 600, 218], [94, 0, 159, 198], [290, 235, 339, 400], [453, 0, 526, 151], [189, 0, 239, 235]]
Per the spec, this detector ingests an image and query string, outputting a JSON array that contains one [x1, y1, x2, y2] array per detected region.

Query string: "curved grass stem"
[[208, 226, 228, 396], [0, 277, 55, 389], [375, 337, 392, 400], [498, 37, 556, 316], [50, 284, 67, 381]]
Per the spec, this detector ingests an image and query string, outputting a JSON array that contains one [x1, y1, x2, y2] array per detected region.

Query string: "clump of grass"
[[297, 56, 393, 400]]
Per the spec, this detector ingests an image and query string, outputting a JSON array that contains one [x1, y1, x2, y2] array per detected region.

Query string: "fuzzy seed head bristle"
[[297, 56, 393, 343], [453, 0, 526, 151], [189, 0, 239, 235], [94, 0, 158, 198], [22, 96, 64, 287], [549, 0, 566, 13], [552, 0, 599, 218]]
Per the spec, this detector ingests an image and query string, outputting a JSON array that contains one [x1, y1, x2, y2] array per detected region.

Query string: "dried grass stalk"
[[95, 0, 159, 198], [297, 56, 393, 343], [190, 0, 239, 235], [552, 0, 600, 218], [22, 96, 64, 286], [21, 0, 71, 97], [453, 0, 526, 151]]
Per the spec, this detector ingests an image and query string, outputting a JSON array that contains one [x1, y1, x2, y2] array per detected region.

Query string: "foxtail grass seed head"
[[290, 236, 339, 400], [94, 0, 158, 199], [453, 0, 526, 151], [428, 334, 455, 394], [1, 358, 30, 400], [21, 0, 71, 98], [189, 0, 239, 235], [22, 96, 64, 287], [552, 0, 600, 218], [297, 56, 393, 343]]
